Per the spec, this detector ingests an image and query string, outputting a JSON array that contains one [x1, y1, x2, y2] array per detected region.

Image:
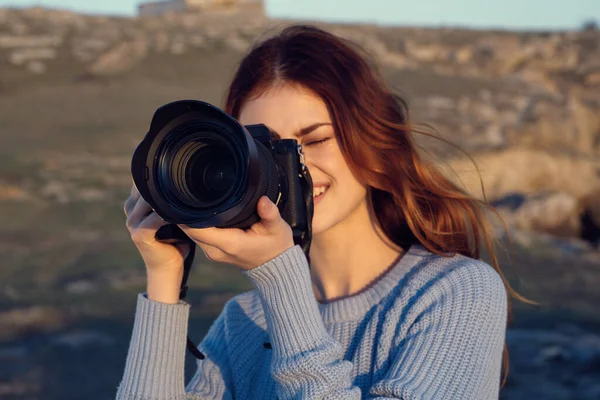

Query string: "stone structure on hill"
[[138, 0, 263, 16]]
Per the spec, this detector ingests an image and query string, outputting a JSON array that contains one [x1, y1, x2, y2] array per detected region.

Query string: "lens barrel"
[[131, 100, 281, 230]]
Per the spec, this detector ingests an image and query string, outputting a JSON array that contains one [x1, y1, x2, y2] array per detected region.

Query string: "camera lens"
[[163, 138, 239, 206], [188, 147, 236, 201], [133, 101, 286, 230]]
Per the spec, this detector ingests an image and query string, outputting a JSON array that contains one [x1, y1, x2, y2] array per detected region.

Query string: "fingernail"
[[263, 196, 272, 210]]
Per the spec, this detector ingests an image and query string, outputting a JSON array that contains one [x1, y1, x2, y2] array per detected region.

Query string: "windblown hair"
[[224, 24, 532, 387]]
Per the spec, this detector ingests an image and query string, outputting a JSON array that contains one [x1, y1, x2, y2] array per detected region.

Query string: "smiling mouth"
[[312, 185, 329, 198]]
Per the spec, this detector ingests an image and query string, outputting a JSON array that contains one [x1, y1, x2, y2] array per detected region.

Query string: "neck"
[[308, 200, 404, 304]]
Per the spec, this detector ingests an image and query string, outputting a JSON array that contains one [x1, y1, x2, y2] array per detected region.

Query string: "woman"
[[117, 25, 528, 399]]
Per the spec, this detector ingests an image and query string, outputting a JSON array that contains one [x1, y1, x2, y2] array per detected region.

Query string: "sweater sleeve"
[[186, 302, 234, 399], [116, 293, 234, 400], [243, 245, 361, 399], [367, 261, 508, 400]]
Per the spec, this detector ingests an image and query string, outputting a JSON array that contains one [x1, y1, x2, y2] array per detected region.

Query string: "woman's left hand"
[[177, 196, 295, 271]]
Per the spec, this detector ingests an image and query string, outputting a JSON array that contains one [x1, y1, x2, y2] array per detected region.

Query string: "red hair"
[[224, 24, 533, 387]]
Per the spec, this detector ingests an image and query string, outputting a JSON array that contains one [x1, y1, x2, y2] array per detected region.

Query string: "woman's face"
[[238, 83, 368, 236]]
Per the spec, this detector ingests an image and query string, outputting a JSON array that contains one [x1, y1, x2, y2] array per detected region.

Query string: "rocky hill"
[[1, 7, 599, 156], [2, 6, 600, 243]]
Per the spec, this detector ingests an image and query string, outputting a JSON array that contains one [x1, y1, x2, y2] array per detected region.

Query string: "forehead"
[[238, 84, 331, 138]]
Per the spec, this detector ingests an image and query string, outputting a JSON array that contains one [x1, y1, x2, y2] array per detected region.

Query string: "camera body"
[[131, 100, 313, 252], [244, 124, 311, 242]]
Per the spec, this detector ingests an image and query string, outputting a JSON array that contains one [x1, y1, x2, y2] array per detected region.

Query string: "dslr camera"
[[131, 100, 314, 254]]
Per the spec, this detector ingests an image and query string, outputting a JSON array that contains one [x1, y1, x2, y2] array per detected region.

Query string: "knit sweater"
[[116, 243, 508, 400]]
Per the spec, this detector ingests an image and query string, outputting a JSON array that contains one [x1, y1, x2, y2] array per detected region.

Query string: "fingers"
[[131, 212, 168, 245], [178, 225, 245, 254], [256, 196, 283, 228], [197, 243, 226, 262], [126, 196, 154, 231], [137, 210, 166, 230], [124, 195, 136, 217], [131, 184, 140, 198], [124, 184, 141, 217]]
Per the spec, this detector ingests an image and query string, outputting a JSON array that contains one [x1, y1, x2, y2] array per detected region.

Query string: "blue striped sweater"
[[116, 243, 507, 399]]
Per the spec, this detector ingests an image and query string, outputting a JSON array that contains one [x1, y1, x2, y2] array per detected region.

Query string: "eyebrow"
[[295, 123, 332, 137], [269, 123, 331, 140]]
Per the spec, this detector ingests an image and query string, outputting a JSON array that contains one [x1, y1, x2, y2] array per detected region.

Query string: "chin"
[[309, 211, 330, 237], [310, 220, 327, 236], [310, 207, 340, 237]]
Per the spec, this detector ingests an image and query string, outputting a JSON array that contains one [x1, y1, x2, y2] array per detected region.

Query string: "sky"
[[0, 0, 599, 30]]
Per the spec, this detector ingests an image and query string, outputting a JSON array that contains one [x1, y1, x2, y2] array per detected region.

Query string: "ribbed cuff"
[[117, 293, 190, 399], [243, 245, 328, 359]]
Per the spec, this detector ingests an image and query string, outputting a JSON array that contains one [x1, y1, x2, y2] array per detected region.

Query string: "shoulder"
[[399, 245, 508, 319], [408, 245, 506, 296]]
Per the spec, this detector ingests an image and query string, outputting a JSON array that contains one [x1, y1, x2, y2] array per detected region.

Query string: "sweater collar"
[[316, 243, 430, 323]]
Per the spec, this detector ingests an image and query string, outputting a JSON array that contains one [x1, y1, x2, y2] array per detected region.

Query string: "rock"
[[580, 353, 600, 374], [0, 184, 31, 200], [78, 187, 108, 201], [503, 227, 595, 256], [65, 280, 97, 294], [224, 32, 249, 52], [503, 327, 600, 399], [0, 346, 29, 361], [71, 37, 112, 62], [188, 34, 206, 48], [40, 180, 70, 204], [489, 189, 600, 250], [153, 31, 171, 53], [511, 191, 580, 238], [170, 34, 187, 54], [87, 39, 150, 76], [0, 34, 62, 48], [9, 48, 56, 65], [586, 71, 600, 86], [348, 34, 412, 69], [511, 95, 580, 151], [579, 188, 600, 246], [50, 330, 114, 349], [425, 95, 456, 110], [26, 60, 46, 74], [537, 345, 571, 364], [405, 39, 450, 63], [0, 306, 64, 341], [569, 96, 600, 155], [451, 46, 473, 64], [445, 149, 600, 202], [482, 124, 507, 149]]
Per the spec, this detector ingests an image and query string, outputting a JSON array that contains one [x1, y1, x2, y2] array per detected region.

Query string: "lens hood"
[[131, 100, 263, 228]]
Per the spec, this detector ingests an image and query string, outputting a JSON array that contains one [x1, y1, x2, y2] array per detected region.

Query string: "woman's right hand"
[[124, 184, 192, 303]]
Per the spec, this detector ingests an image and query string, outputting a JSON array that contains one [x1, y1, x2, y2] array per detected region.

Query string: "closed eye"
[[305, 137, 331, 146]]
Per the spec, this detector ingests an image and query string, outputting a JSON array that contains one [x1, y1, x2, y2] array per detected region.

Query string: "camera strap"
[[178, 243, 206, 360], [298, 165, 314, 260]]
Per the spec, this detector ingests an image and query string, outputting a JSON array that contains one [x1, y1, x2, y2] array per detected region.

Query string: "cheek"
[[304, 145, 365, 195], [304, 144, 344, 172], [329, 154, 360, 187], [318, 159, 365, 198], [330, 159, 368, 202]]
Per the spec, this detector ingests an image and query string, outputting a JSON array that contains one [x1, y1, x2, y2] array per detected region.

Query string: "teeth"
[[313, 186, 328, 197]]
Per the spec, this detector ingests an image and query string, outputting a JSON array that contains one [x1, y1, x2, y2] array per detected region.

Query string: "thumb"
[[257, 196, 281, 226]]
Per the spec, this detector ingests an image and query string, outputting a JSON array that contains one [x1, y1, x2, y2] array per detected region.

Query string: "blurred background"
[[0, 0, 599, 399]]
